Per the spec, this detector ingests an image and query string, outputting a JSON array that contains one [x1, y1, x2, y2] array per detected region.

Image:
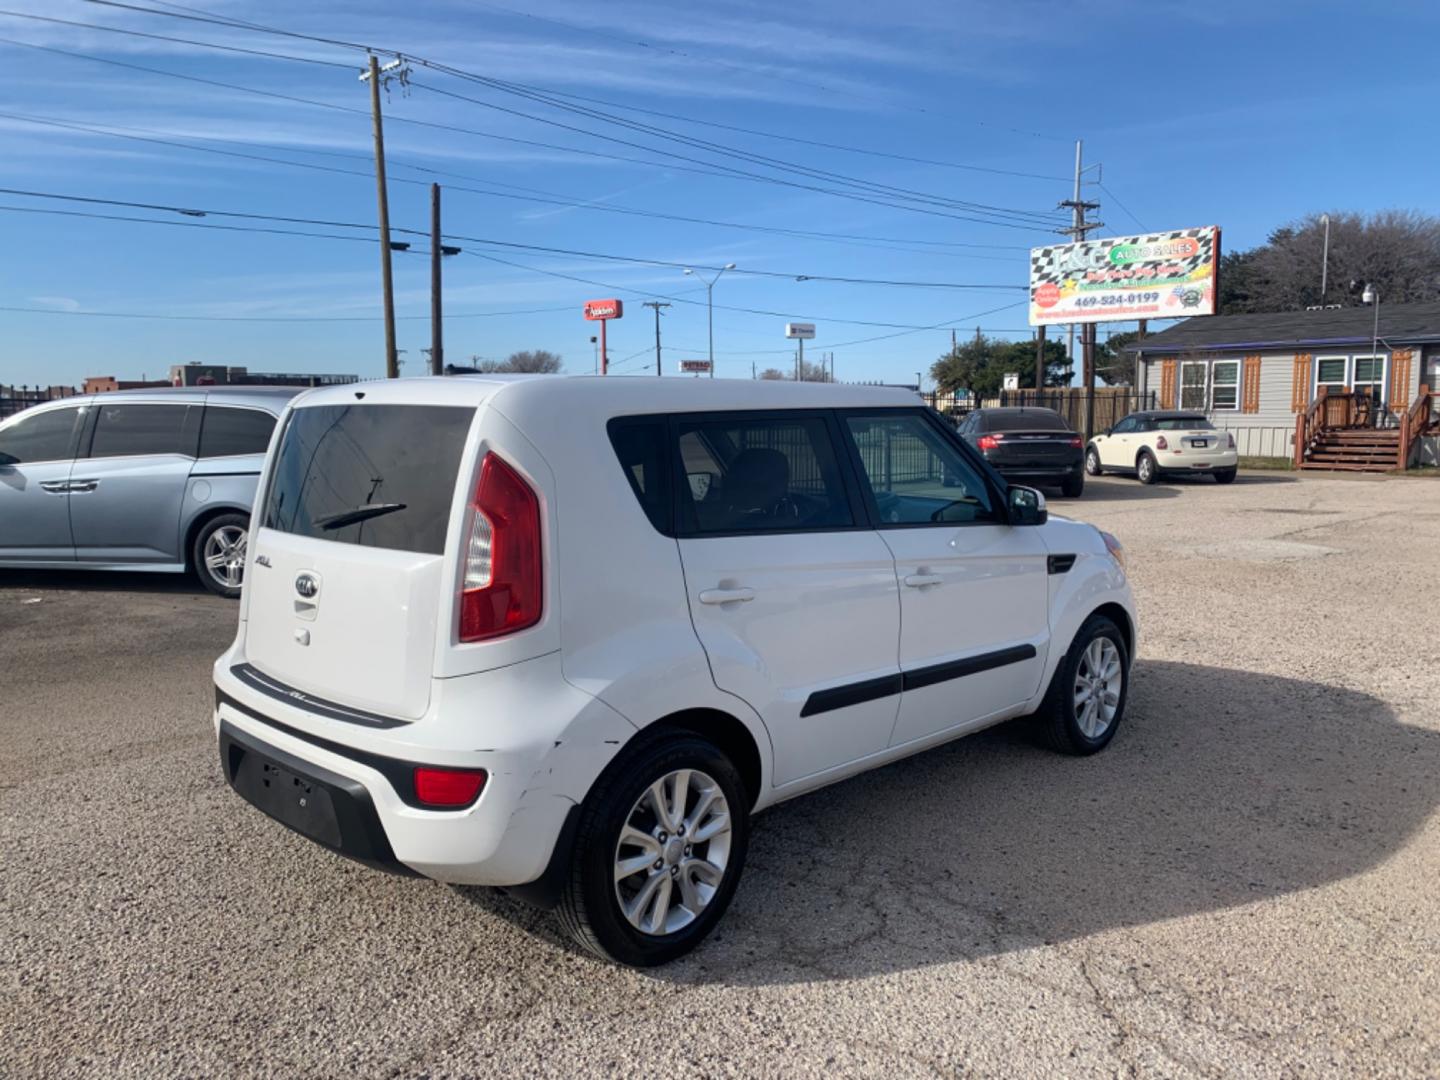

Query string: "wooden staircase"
[[1299, 428, 1401, 472], [1294, 383, 1435, 473]]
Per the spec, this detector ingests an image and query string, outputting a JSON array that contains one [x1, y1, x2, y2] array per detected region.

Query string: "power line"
[[1096, 183, 1147, 232], [57, 2, 1068, 230], [0, 98, 1031, 260], [0, 302, 573, 323], [76, 0, 1067, 141], [0, 186, 1026, 290]]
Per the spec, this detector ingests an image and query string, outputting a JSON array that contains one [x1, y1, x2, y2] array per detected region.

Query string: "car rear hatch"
[[986, 430, 1082, 466], [242, 401, 478, 722], [1174, 427, 1222, 453]]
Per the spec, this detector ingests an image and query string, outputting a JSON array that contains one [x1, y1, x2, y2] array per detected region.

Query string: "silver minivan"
[[0, 387, 297, 596]]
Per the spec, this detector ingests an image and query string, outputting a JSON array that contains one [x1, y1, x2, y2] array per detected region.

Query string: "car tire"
[[557, 729, 750, 967], [1034, 613, 1130, 755], [1136, 450, 1158, 485], [1214, 467, 1237, 484], [1061, 471, 1085, 498], [1084, 447, 1102, 476], [192, 512, 249, 599]]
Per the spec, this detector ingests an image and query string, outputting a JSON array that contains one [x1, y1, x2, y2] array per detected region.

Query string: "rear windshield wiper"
[[313, 502, 407, 530]]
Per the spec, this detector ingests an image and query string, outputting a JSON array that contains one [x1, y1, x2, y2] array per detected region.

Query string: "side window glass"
[[0, 407, 80, 464], [1112, 418, 1134, 435], [199, 407, 276, 458], [673, 414, 854, 535], [606, 417, 669, 534], [90, 404, 190, 458], [844, 412, 997, 526]]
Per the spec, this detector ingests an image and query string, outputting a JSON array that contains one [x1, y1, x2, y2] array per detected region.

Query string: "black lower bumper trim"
[[220, 720, 417, 876]]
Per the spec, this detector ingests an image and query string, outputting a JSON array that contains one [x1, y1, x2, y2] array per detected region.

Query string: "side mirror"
[[1008, 485, 1048, 526], [1101, 427, 1112, 437]]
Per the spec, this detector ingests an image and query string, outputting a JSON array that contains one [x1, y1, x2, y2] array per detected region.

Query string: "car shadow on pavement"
[[637, 659, 1436, 985], [0, 568, 208, 595]]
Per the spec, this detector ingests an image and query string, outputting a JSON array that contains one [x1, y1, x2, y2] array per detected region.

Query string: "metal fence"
[[924, 387, 1158, 436], [0, 384, 80, 420]]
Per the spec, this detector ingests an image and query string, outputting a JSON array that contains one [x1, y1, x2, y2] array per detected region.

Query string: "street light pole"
[[1320, 213, 1331, 304], [684, 263, 735, 378]]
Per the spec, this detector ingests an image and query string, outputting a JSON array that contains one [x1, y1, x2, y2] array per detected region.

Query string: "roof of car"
[[287, 374, 922, 414]]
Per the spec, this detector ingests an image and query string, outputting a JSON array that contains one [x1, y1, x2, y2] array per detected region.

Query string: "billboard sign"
[[784, 322, 816, 340], [678, 359, 712, 374], [1029, 226, 1219, 326], [583, 298, 623, 320]]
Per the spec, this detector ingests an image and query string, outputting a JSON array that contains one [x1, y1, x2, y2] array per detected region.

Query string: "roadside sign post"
[[785, 323, 816, 381], [583, 299, 624, 375]]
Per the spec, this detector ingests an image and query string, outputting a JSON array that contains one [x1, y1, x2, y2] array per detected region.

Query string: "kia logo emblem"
[[295, 574, 319, 599]]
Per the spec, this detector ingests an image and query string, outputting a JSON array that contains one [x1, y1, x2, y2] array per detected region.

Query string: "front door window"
[[1352, 356, 1386, 411], [1315, 357, 1348, 398]]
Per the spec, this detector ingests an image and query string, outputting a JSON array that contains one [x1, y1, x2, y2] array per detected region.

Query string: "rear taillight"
[[460, 452, 542, 642], [1067, 436, 1084, 448], [977, 434, 1003, 450], [1227, 432, 1236, 449], [414, 767, 487, 808], [1155, 435, 1169, 450]]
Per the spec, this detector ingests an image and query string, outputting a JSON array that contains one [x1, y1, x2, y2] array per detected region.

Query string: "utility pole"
[[1319, 213, 1331, 304], [429, 183, 443, 375], [642, 301, 670, 376], [361, 55, 405, 379], [1057, 138, 1103, 438], [1035, 325, 1047, 395]]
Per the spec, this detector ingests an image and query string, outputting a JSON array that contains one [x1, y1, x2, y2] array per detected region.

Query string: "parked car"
[[214, 377, 1136, 966], [0, 387, 297, 596], [1085, 410, 1238, 485], [956, 407, 1086, 496]]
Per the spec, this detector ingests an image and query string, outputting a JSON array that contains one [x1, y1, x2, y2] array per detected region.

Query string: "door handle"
[[39, 480, 70, 494], [903, 573, 943, 588], [698, 586, 755, 605], [67, 479, 99, 493]]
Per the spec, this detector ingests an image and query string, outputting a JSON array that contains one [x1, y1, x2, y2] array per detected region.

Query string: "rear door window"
[[261, 404, 474, 555], [0, 406, 82, 464], [89, 404, 192, 458], [199, 406, 277, 458], [672, 413, 854, 535]]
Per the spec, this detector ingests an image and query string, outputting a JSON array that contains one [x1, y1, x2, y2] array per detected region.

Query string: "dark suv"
[[957, 407, 1086, 497]]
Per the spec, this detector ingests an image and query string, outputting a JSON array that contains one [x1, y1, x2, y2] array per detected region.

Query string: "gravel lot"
[[3, 471, 1438, 1078]]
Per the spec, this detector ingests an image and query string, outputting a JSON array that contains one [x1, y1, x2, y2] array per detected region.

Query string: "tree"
[[929, 331, 1069, 398], [1095, 331, 1139, 386], [476, 349, 563, 374], [757, 360, 832, 381], [1218, 210, 1440, 314]]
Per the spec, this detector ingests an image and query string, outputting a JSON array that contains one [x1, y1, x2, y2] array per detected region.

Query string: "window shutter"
[[1290, 353, 1312, 412], [1242, 355, 1262, 413], [1159, 358, 1177, 409], [1388, 350, 1413, 411]]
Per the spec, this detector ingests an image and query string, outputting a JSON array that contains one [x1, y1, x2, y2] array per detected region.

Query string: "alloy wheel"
[[203, 525, 247, 590], [613, 768, 732, 936], [1073, 637, 1122, 738]]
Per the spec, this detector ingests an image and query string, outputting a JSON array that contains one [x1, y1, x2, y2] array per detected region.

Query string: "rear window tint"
[[607, 417, 669, 534], [199, 406, 276, 457], [262, 404, 473, 555], [1155, 416, 1214, 430], [983, 409, 1070, 432]]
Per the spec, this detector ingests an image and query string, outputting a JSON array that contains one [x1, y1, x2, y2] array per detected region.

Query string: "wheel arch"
[[1090, 601, 1134, 660], [645, 707, 764, 811], [182, 503, 251, 571]]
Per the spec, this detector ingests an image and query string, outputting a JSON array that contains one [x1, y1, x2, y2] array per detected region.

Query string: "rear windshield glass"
[[1154, 416, 1214, 431], [984, 409, 1070, 432], [262, 404, 473, 555]]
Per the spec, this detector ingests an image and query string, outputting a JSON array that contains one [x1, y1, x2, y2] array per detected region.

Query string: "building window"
[[1314, 357, 1348, 398], [1179, 361, 1208, 410], [1211, 361, 1239, 410], [1351, 355, 1386, 409]]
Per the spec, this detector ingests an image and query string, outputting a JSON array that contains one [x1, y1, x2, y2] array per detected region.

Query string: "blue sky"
[[2, 0, 1436, 387]]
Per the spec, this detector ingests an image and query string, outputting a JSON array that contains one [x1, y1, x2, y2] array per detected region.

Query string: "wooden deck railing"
[[1398, 383, 1434, 469]]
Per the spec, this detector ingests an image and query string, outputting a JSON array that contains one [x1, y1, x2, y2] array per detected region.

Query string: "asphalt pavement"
[[3, 472, 1438, 1077]]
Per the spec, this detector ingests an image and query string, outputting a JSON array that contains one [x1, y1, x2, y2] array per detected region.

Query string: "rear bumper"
[[210, 651, 631, 886], [1155, 449, 1238, 472]]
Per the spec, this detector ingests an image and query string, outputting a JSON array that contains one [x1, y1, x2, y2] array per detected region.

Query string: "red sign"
[[584, 298, 623, 320], [678, 360, 712, 374]]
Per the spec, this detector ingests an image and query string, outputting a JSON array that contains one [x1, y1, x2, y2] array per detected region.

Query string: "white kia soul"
[[214, 376, 1136, 966]]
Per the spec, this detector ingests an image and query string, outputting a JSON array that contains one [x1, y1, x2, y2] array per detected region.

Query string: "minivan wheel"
[[1084, 447, 1102, 476], [558, 731, 749, 966], [193, 513, 249, 599], [1034, 614, 1130, 755]]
